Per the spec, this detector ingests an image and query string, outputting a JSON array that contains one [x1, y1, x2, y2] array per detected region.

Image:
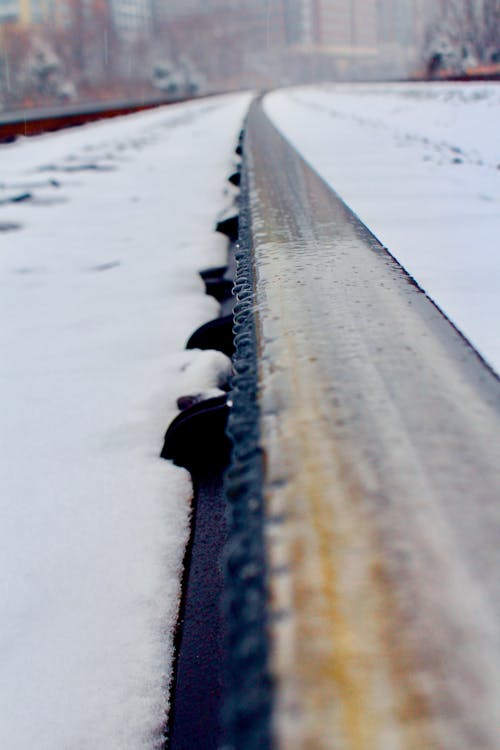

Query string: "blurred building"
[[276, 0, 435, 77], [281, 0, 378, 49], [110, 0, 151, 38], [0, 0, 57, 24], [283, 0, 312, 44], [378, 0, 413, 46], [0, 0, 20, 23], [0, 0, 152, 33], [279, 0, 379, 79], [312, 0, 378, 49], [376, 0, 431, 74], [0, 0, 439, 94]]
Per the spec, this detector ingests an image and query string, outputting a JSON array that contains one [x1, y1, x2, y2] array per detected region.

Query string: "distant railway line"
[[2, 72, 499, 144], [0, 92, 209, 142]]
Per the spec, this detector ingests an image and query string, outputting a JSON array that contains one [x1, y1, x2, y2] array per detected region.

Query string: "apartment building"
[[376, 0, 431, 73], [377, 0, 420, 46], [282, 0, 311, 44], [0, 0, 21, 23], [0, 0, 152, 35], [110, 0, 151, 37], [0, 0, 57, 25], [315, 0, 377, 48], [282, 0, 378, 51]]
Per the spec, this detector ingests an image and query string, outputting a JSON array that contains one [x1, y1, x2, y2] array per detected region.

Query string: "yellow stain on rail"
[[250, 178, 441, 747]]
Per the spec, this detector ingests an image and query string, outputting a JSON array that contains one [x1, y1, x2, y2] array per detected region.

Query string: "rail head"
[[225, 97, 500, 750]]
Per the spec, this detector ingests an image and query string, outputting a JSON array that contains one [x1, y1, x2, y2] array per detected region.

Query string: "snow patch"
[[0, 93, 251, 749], [265, 82, 500, 374]]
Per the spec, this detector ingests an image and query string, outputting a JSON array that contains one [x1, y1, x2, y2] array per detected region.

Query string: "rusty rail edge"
[[0, 93, 217, 142], [227, 97, 500, 750], [222, 129, 273, 750]]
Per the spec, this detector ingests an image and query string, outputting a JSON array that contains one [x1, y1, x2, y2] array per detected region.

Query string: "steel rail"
[[229, 98, 500, 750], [0, 93, 211, 142]]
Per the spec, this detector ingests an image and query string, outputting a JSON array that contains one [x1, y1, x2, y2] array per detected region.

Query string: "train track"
[[7, 92, 498, 749], [0, 94, 201, 142], [223, 98, 500, 750]]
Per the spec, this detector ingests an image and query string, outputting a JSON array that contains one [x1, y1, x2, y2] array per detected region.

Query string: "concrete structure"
[[313, 0, 378, 49], [110, 0, 152, 38], [376, 0, 433, 74], [279, 0, 379, 79], [0, 0, 152, 35], [378, 0, 414, 46], [281, 0, 378, 51], [0, 0, 21, 23], [283, 0, 313, 45], [0, 0, 52, 24]]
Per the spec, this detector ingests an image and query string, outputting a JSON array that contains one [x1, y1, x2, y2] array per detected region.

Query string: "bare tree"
[[482, 0, 500, 56], [0, 25, 34, 106], [426, 0, 500, 72]]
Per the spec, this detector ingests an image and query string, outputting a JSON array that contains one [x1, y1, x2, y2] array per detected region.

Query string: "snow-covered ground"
[[0, 94, 250, 749], [265, 83, 500, 374]]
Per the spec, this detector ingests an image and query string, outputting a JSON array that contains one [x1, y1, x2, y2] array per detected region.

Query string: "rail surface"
[[226, 98, 500, 750]]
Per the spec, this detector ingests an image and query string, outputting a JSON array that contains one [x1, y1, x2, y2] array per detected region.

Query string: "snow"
[[265, 83, 500, 374], [0, 93, 250, 749]]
